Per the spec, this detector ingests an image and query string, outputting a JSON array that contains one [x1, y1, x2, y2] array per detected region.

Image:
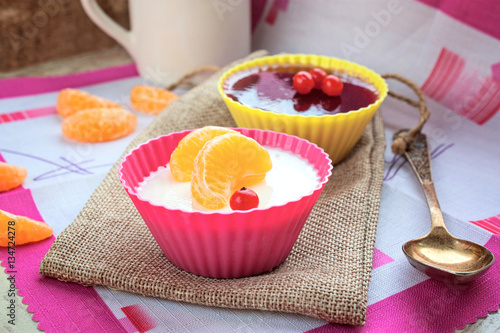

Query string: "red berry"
[[230, 187, 259, 211], [309, 68, 327, 90], [322, 75, 344, 96], [293, 71, 315, 94]]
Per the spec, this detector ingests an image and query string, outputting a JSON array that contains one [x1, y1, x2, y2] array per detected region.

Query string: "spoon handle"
[[403, 132, 448, 230]]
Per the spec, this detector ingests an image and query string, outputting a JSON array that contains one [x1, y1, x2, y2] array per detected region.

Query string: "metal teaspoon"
[[399, 131, 494, 284]]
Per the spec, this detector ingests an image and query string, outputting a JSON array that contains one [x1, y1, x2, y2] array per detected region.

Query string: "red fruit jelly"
[[224, 66, 378, 116]]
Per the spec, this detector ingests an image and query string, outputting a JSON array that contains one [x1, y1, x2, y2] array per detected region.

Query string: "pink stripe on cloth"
[[471, 214, 500, 234], [421, 47, 500, 125], [492, 63, 500, 84], [251, 0, 268, 33], [121, 304, 158, 333], [308, 235, 500, 333], [416, 0, 500, 41], [0, 187, 126, 332], [371, 248, 394, 270], [265, 0, 290, 25], [0, 106, 57, 124], [0, 63, 138, 100]]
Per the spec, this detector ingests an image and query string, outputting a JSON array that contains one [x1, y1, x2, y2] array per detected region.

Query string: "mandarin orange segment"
[[62, 108, 137, 143], [170, 126, 238, 182], [130, 85, 178, 114], [191, 133, 272, 209], [57, 88, 121, 118], [0, 209, 53, 246], [0, 162, 27, 192]]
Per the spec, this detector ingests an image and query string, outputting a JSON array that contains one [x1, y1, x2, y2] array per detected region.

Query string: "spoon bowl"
[[403, 228, 494, 284], [398, 131, 494, 284]]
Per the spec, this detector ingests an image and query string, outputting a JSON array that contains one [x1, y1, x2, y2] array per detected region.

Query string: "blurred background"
[[1, 0, 129, 73]]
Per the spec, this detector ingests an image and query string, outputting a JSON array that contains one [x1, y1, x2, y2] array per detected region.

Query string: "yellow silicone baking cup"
[[218, 54, 388, 164]]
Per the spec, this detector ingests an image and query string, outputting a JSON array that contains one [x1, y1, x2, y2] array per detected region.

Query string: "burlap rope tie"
[[382, 73, 431, 155], [165, 65, 221, 91]]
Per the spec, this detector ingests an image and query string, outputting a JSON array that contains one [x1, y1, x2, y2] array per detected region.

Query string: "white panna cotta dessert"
[[136, 146, 321, 213]]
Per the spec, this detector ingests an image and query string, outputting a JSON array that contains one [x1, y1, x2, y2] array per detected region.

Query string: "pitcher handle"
[[80, 0, 133, 57]]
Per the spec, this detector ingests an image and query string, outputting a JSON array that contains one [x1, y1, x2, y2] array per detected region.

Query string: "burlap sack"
[[40, 51, 385, 325]]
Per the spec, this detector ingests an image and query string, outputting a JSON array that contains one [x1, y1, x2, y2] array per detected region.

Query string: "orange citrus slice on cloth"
[[0, 162, 27, 192], [130, 85, 178, 114], [0, 209, 53, 246], [57, 88, 121, 118], [62, 108, 137, 143], [191, 133, 272, 210], [170, 126, 238, 182]]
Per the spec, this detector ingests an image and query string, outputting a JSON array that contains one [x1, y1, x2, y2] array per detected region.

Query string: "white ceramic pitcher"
[[81, 0, 250, 85]]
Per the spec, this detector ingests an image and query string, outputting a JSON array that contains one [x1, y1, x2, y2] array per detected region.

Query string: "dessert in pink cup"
[[118, 128, 332, 278]]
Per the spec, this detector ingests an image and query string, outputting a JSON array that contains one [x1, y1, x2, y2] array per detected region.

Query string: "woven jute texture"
[[40, 51, 385, 325]]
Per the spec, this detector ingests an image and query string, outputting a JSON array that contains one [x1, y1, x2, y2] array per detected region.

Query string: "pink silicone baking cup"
[[118, 128, 333, 279]]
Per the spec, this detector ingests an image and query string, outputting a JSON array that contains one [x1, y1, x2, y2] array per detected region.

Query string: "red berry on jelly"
[[230, 187, 259, 211], [322, 75, 344, 96], [309, 68, 327, 90], [293, 71, 315, 95]]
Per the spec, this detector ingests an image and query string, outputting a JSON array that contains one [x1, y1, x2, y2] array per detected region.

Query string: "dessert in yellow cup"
[[218, 54, 388, 164]]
